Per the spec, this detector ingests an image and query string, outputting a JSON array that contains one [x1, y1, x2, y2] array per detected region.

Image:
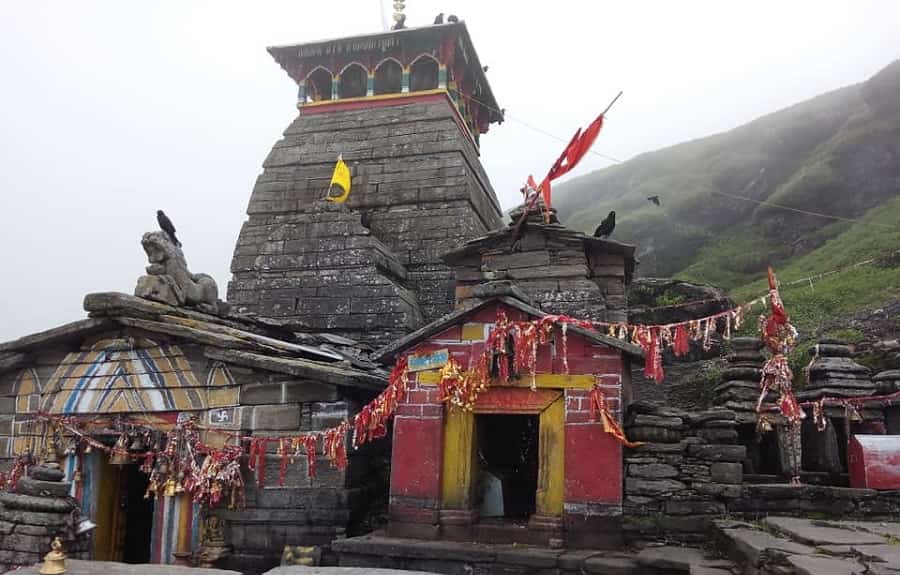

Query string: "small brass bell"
[[109, 435, 131, 465], [163, 477, 177, 497], [129, 435, 146, 452], [39, 536, 66, 575], [42, 434, 60, 469]]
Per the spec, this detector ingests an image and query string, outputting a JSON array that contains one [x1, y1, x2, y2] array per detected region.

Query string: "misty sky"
[[2, 1, 899, 341]]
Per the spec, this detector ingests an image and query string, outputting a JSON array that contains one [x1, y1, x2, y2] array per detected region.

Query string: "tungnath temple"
[[4, 17, 900, 575]]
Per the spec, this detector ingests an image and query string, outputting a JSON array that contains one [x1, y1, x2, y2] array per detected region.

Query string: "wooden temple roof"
[[267, 21, 502, 125]]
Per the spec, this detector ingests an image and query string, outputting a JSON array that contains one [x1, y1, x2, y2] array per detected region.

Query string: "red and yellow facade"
[[385, 300, 633, 548]]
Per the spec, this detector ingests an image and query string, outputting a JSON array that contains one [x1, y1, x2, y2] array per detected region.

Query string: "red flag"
[[539, 113, 605, 210]]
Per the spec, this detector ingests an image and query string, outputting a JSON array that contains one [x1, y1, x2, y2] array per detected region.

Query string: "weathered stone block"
[[241, 383, 283, 405], [628, 463, 679, 479], [625, 478, 686, 496], [282, 381, 339, 403], [687, 444, 746, 462], [664, 500, 726, 515], [710, 462, 743, 484], [251, 404, 300, 430], [628, 426, 682, 443], [16, 477, 70, 498], [631, 414, 683, 429]]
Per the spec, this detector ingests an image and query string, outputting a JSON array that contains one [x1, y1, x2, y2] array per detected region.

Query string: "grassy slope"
[[703, 196, 900, 332], [559, 60, 900, 338]]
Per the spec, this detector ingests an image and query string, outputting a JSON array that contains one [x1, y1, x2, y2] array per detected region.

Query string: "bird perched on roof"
[[156, 210, 181, 247], [434, 13, 444, 24], [647, 195, 661, 206], [447, 14, 459, 23], [391, 14, 406, 30], [482, 65, 489, 73], [593, 211, 616, 238]]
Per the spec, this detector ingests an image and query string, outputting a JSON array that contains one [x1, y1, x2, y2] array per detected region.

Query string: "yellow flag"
[[326, 155, 351, 203]]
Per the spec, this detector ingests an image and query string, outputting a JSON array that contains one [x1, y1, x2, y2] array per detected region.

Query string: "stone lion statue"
[[134, 231, 224, 314]]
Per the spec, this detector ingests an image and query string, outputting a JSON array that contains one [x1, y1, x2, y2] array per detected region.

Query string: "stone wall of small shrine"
[[623, 401, 745, 543], [0, 335, 386, 573]]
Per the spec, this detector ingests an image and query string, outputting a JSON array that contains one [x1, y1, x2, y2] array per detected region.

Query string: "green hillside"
[[558, 60, 900, 334]]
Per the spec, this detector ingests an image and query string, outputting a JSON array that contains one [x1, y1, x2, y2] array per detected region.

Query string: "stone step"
[[713, 517, 900, 574], [635, 546, 735, 573]]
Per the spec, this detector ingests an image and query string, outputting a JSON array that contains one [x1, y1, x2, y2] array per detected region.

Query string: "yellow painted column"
[[536, 397, 565, 516], [173, 493, 194, 564], [440, 407, 475, 509]]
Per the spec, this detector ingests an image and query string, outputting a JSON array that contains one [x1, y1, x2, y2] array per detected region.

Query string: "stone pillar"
[[797, 340, 878, 475], [0, 465, 90, 571]]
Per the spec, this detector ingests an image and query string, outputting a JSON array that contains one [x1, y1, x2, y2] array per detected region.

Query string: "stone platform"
[[715, 516, 900, 574], [333, 534, 736, 574]]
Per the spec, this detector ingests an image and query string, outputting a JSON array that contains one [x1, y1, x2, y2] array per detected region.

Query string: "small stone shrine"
[[335, 202, 643, 557], [0, 456, 91, 572], [0, 229, 389, 572]]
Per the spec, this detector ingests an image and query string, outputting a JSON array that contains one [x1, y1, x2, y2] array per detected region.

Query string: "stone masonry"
[[228, 98, 503, 346]]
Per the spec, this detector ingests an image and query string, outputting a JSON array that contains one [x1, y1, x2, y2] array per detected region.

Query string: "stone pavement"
[[715, 516, 900, 574], [334, 534, 737, 574]]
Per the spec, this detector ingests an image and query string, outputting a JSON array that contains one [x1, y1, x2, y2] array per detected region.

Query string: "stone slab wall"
[[623, 402, 745, 543], [228, 98, 504, 345], [449, 227, 629, 324]]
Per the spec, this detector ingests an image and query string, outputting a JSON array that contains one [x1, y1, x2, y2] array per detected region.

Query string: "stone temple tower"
[[228, 21, 504, 346]]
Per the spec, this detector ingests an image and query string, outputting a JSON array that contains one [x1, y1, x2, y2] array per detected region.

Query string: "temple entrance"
[[475, 414, 539, 520], [122, 463, 154, 563], [93, 455, 153, 562]]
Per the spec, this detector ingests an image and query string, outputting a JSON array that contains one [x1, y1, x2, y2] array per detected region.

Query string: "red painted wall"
[[388, 301, 626, 520]]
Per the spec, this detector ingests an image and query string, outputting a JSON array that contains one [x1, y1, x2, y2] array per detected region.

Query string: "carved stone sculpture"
[[197, 515, 231, 568], [134, 231, 222, 313]]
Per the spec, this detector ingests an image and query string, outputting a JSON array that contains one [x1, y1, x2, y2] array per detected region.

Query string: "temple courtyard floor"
[[10, 516, 900, 575]]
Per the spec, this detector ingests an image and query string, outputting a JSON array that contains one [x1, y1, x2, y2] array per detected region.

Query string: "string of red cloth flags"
[[590, 298, 769, 383], [11, 267, 818, 500]]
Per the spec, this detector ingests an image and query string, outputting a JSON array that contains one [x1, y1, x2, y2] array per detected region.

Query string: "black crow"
[[447, 14, 459, 23], [434, 13, 444, 24], [482, 65, 489, 73], [593, 211, 616, 238], [647, 195, 661, 206], [156, 210, 181, 247]]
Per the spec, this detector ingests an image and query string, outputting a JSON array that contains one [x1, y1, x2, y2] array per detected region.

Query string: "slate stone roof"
[[0, 292, 387, 390]]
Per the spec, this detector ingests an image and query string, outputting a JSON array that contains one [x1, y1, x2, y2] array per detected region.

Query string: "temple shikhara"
[[4, 14, 900, 575]]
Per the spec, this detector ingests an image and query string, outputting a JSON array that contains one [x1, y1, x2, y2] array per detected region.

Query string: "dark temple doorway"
[[122, 463, 154, 563], [476, 414, 539, 520]]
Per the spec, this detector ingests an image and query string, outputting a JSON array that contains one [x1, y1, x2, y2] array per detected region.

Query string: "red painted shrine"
[[373, 209, 643, 548]]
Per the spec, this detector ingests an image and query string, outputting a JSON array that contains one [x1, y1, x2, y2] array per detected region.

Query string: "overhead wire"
[[456, 91, 900, 232]]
